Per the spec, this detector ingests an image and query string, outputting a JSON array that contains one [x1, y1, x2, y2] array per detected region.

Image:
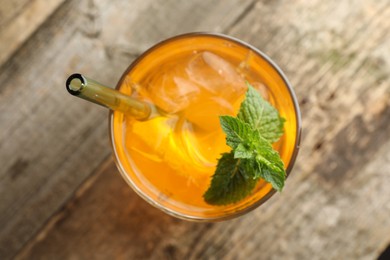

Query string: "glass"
[[108, 33, 301, 221]]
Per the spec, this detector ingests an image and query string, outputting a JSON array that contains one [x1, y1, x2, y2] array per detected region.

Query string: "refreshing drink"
[[110, 33, 300, 220]]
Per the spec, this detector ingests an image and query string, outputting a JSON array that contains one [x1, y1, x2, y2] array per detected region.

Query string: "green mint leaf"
[[253, 135, 286, 191], [261, 165, 285, 192], [235, 131, 286, 191], [238, 83, 285, 143], [203, 152, 258, 205], [219, 116, 255, 159], [204, 82, 287, 205], [254, 134, 285, 176], [219, 116, 251, 149], [234, 143, 253, 159]]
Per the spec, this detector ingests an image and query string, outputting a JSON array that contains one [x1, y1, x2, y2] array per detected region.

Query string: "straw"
[[66, 73, 155, 120]]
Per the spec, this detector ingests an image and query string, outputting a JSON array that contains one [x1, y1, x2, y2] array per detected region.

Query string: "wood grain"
[[1, 0, 390, 259], [0, 0, 66, 67], [0, 0, 255, 259]]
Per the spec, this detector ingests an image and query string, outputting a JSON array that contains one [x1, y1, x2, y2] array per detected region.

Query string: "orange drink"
[[110, 33, 301, 221]]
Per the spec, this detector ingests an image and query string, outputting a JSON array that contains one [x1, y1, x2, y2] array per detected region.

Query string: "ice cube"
[[186, 51, 246, 102], [251, 82, 270, 101], [146, 60, 200, 114]]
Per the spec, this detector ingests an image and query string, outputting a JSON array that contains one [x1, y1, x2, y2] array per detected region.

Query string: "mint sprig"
[[203, 83, 286, 205]]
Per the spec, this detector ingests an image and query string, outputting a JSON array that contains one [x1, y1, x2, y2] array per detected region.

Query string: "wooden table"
[[1, 0, 389, 259]]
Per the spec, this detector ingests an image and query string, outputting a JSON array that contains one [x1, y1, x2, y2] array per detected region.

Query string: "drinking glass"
[[108, 33, 301, 221]]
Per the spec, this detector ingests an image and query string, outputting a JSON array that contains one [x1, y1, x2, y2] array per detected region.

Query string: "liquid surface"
[[121, 51, 275, 208]]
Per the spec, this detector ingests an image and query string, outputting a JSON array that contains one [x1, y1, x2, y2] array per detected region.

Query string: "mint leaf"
[[220, 116, 252, 149], [234, 143, 253, 159], [238, 83, 285, 143], [203, 152, 258, 205], [238, 131, 286, 191], [253, 135, 286, 191], [260, 165, 285, 192], [204, 82, 286, 205]]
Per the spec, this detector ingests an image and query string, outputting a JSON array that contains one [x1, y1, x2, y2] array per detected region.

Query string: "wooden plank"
[[13, 0, 390, 259], [0, 0, 30, 28], [0, 0, 66, 67], [0, 0, 255, 259]]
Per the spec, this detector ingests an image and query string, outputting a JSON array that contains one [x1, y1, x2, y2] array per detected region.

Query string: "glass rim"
[[109, 32, 302, 222]]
